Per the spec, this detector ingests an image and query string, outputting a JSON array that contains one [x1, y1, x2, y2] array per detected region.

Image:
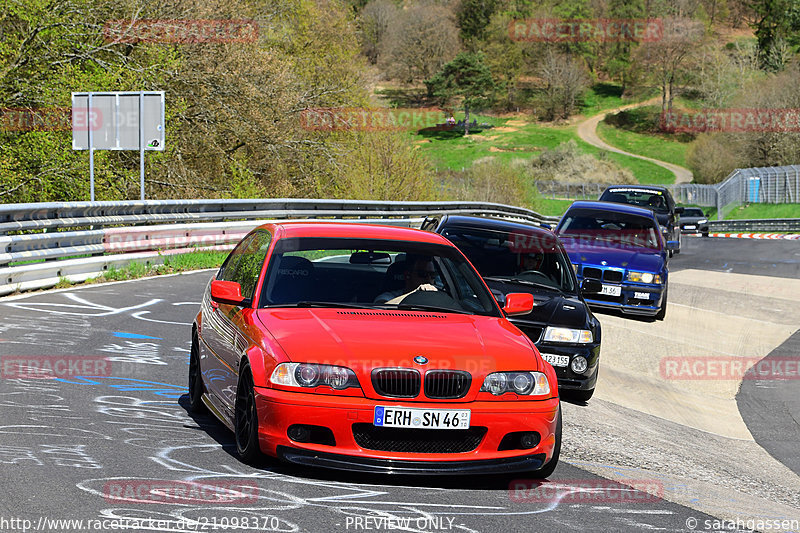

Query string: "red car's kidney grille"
[[337, 311, 445, 319], [352, 424, 487, 453], [424, 370, 471, 399], [372, 369, 421, 398]]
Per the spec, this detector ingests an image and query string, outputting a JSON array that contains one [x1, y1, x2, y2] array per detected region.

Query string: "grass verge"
[[413, 116, 676, 183], [596, 120, 689, 168], [724, 203, 800, 220]]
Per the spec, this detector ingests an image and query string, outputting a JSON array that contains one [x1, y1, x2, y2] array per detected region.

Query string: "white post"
[[88, 93, 95, 201], [139, 91, 145, 201]]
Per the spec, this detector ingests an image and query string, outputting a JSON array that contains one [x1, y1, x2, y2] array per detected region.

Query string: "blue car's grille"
[[582, 267, 623, 283]]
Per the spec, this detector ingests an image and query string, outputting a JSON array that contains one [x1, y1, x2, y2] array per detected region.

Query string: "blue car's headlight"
[[626, 271, 661, 284]]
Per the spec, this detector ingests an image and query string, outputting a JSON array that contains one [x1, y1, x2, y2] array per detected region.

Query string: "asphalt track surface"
[[0, 236, 796, 533]]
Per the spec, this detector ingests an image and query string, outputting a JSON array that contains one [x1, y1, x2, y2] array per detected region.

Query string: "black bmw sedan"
[[423, 215, 602, 401]]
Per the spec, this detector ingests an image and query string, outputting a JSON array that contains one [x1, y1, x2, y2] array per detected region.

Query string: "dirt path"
[[576, 97, 694, 184]]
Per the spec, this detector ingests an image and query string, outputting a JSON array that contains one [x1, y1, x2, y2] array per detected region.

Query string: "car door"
[[202, 231, 271, 416]]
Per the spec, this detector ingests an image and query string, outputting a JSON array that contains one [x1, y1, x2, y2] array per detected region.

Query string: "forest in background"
[[1, 0, 800, 206]]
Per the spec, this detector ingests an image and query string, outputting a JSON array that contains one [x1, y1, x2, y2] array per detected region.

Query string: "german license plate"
[[634, 292, 650, 300], [541, 354, 569, 367], [684, 225, 696, 230], [373, 406, 470, 429], [600, 284, 621, 297]]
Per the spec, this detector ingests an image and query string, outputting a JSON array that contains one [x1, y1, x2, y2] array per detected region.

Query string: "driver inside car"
[[374, 255, 438, 304], [519, 252, 545, 274]]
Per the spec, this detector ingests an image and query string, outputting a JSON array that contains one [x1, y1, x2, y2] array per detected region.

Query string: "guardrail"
[[0, 199, 560, 296], [708, 218, 800, 232]]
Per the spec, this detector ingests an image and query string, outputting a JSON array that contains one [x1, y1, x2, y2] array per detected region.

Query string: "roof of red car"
[[260, 221, 450, 244]]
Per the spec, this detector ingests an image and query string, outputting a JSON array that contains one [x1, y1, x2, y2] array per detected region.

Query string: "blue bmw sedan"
[[555, 201, 676, 320]]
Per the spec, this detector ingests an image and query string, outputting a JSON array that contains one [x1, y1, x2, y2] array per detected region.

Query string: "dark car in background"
[[555, 201, 675, 321], [598, 185, 684, 255], [679, 207, 710, 236], [424, 215, 602, 402]]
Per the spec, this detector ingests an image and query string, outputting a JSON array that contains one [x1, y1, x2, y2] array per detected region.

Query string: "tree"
[[633, 18, 705, 115], [456, 0, 500, 44], [321, 131, 436, 201], [378, 2, 461, 83], [537, 50, 589, 121], [0, 0, 373, 202], [359, 0, 398, 64], [601, 0, 646, 91], [425, 52, 495, 135], [745, 0, 800, 69]]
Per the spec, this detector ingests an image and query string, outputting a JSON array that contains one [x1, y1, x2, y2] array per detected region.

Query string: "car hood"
[[680, 216, 706, 224], [562, 242, 665, 273], [484, 281, 589, 330], [255, 308, 540, 399]]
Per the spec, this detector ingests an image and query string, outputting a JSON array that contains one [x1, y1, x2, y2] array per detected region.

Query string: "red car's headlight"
[[480, 371, 550, 396], [270, 363, 360, 390]]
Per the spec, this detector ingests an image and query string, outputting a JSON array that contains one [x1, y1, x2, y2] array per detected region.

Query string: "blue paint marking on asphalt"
[[54, 376, 184, 398], [113, 331, 163, 340]]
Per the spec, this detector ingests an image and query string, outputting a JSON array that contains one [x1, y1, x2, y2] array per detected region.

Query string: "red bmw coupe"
[[190, 222, 561, 476]]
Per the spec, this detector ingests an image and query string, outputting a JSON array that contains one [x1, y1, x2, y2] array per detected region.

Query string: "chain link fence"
[[535, 165, 800, 220]]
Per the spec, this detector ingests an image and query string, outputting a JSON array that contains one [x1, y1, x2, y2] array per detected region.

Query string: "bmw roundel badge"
[[413, 355, 429, 365]]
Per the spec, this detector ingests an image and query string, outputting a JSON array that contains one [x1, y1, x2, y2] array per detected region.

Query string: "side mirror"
[[503, 293, 534, 316], [211, 280, 247, 306], [581, 279, 602, 294], [665, 241, 679, 251], [675, 206, 685, 214]]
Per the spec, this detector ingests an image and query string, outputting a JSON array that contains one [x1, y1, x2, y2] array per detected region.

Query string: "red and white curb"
[[705, 233, 800, 240]]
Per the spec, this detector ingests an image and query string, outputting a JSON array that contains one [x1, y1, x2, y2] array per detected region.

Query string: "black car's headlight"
[[270, 363, 360, 390], [626, 271, 662, 284], [480, 371, 550, 396], [543, 326, 593, 344]]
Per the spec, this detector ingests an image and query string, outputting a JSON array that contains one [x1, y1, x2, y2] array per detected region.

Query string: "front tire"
[[655, 286, 668, 321], [188, 335, 207, 413], [234, 365, 262, 464], [529, 403, 561, 479]]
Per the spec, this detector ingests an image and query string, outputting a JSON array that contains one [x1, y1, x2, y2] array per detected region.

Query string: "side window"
[[217, 234, 255, 282], [220, 231, 272, 300]]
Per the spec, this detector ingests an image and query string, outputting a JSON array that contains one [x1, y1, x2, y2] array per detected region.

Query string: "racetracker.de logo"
[[103, 479, 260, 504], [558, 230, 661, 251], [0, 108, 102, 132], [1, 356, 111, 379], [660, 108, 800, 133], [509, 479, 663, 503], [103, 19, 259, 44], [508, 18, 663, 42], [300, 107, 443, 132], [660, 357, 800, 381]]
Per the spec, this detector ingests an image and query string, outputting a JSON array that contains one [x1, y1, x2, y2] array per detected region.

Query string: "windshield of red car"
[[258, 237, 502, 316]]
